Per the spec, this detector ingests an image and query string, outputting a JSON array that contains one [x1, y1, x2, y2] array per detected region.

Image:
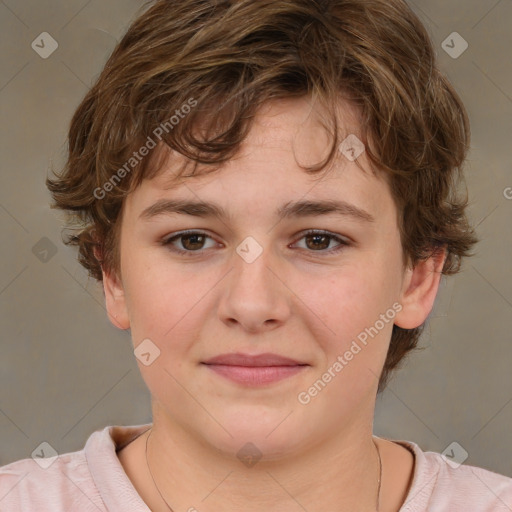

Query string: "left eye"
[[293, 230, 349, 252], [161, 229, 349, 255]]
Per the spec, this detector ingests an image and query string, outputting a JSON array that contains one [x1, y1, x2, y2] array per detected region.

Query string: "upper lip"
[[202, 352, 308, 367]]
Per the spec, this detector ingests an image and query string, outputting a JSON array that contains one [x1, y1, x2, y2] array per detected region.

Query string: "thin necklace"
[[144, 427, 382, 511]]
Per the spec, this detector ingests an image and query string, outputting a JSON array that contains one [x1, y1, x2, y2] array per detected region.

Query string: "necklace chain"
[[145, 428, 176, 512], [144, 427, 382, 511]]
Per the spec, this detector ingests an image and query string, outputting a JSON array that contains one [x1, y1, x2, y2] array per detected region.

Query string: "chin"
[[200, 412, 308, 460]]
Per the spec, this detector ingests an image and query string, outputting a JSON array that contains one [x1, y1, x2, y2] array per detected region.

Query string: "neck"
[[143, 406, 382, 512]]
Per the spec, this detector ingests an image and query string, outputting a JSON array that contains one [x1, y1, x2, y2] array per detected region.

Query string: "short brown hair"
[[46, 0, 478, 392]]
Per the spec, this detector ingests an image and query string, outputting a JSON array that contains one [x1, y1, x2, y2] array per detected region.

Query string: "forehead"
[[123, 97, 393, 222]]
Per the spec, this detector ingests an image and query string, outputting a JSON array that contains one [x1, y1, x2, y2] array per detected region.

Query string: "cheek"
[[120, 250, 176, 339], [123, 259, 203, 396], [301, 259, 398, 355], [326, 266, 381, 319], [122, 251, 216, 344]]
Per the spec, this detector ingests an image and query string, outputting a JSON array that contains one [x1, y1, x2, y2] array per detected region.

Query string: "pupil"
[[183, 234, 204, 250], [307, 234, 329, 250]]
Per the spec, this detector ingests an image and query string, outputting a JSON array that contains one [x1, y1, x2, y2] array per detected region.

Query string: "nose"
[[217, 239, 292, 334]]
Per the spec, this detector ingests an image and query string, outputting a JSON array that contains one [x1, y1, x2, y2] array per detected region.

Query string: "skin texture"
[[105, 97, 445, 512]]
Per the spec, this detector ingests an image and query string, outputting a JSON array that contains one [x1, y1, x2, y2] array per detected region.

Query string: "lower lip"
[[203, 364, 307, 386]]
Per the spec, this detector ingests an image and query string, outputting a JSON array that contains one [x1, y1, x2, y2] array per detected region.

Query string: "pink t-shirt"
[[1, 423, 511, 511]]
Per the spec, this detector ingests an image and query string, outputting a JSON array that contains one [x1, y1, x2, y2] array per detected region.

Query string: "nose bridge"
[[232, 235, 279, 299], [234, 236, 274, 290], [219, 235, 290, 331]]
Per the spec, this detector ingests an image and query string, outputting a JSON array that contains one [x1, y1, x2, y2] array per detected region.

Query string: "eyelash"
[[161, 229, 351, 257]]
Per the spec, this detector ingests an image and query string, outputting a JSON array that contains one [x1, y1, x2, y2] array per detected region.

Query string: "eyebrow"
[[139, 198, 375, 223]]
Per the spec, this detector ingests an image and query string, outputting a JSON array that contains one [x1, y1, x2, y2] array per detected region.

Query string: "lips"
[[201, 353, 309, 386], [202, 352, 307, 367]]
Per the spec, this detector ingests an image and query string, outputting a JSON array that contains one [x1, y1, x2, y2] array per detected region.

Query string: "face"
[[103, 97, 444, 457]]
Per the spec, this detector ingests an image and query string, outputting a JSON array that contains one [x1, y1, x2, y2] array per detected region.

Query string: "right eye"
[[161, 230, 220, 256]]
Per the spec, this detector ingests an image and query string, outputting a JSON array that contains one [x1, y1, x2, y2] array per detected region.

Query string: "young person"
[[1, 0, 511, 510]]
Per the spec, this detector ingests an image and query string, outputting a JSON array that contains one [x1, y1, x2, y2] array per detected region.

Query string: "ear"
[[394, 246, 447, 329], [101, 267, 131, 330]]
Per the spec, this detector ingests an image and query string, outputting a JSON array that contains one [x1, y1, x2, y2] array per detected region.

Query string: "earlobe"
[[102, 268, 131, 330], [394, 247, 447, 330]]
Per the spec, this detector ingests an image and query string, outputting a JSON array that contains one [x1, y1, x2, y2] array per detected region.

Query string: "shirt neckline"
[[86, 424, 435, 512]]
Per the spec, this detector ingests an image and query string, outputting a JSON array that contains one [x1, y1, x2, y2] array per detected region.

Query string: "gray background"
[[1, 0, 511, 481]]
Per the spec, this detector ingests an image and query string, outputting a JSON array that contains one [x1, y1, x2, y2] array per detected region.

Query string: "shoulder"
[[0, 447, 103, 512], [396, 439, 512, 512], [0, 423, 151, 512]]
